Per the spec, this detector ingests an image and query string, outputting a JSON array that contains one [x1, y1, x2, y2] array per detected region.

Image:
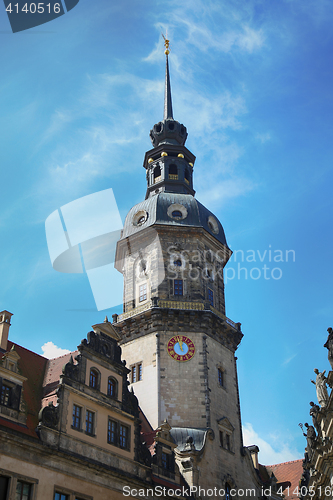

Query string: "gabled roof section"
[[42, 350, 79, 398], [0, 341, 48, 438], [264, 459, 303, 500]]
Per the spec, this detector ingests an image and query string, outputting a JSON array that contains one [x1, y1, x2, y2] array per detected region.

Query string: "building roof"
[[120, 192, 229, 248], [265, 459, 303, 500], [42, 350, 79, 400], [0, 341, 79, 436], [0, 341, 48, 438]]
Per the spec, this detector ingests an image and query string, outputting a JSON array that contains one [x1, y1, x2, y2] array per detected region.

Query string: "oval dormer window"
[[167, 203, 188, 221], [133, 210, 148, 227], [207, 215, 219, 235]]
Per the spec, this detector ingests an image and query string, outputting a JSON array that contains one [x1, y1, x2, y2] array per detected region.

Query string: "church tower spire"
[[145, 36, 195, 199], [113, 43, 252, 493], [163, 36, 173, 120]]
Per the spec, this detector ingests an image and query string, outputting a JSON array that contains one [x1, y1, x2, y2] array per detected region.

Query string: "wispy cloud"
[[283, 353, 297, 366], [243, 422, 301, 465], [255, 132, 271, 144]]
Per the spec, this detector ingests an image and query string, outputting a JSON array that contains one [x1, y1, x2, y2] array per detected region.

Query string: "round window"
[[133, 210, 148, 227], [167, 203, 188, 221], [207, 215, 219, 235]]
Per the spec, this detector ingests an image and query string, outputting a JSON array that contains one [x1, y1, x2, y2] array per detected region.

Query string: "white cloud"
[[41, 342, 70, 359], [242, 422, 300, 465]]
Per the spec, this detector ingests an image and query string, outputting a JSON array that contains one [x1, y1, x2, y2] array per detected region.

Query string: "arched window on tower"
[[107, 377, 117, 398], [184, 168, 190, 184], [153, 165, 162, 184], [169, 163, 178, 180], [89, 368, 100, 390]]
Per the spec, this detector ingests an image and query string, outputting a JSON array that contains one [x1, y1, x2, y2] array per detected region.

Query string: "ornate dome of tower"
[[120, 192, 229, 248]]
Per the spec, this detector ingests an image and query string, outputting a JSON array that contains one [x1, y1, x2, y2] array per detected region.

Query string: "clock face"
[[167, 335, 195, 362]]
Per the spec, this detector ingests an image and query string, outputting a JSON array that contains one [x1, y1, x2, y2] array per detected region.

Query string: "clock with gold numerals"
[[167, 335, 195, 362]]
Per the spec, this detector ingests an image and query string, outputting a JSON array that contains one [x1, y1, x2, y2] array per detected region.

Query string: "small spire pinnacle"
[[162, 33, 173, 120]]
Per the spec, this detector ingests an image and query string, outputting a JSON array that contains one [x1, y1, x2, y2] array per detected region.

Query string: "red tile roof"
[[2, 341, 48, 437], [1, 343, 79, 437], [139, 408, 156, 454], [266, 459, 303, 500], [42, 351, 79, 398]]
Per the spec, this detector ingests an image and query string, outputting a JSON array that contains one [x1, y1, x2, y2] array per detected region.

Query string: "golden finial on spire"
[[162, 32, 170, 55]]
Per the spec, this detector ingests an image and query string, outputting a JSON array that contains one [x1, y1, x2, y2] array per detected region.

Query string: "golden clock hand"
[[178, 338, 183, 351]]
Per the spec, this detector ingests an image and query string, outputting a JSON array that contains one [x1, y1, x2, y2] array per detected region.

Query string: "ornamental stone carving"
[[311, 369, 329, 408], [38, 401, 59, 429], [324, 327, 333, 370]]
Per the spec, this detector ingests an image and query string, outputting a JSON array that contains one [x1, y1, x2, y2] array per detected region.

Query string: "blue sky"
[[1, 0, 333, 464]]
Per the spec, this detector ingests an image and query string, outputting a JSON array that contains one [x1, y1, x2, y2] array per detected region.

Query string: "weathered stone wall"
[[121, 332, 159, 429]]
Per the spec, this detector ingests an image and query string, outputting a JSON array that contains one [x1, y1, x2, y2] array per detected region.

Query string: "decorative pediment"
[[92, 318, 121, 341], [0, 346, 26, 384], [80, 330, 122, 364], [217, 416, 234, 432]]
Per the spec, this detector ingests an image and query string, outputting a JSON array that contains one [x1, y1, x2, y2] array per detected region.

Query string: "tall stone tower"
[[114, 40, 260, 492]]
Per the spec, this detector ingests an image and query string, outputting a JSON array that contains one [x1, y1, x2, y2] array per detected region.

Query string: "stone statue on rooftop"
[[324, 327, 333, 370], [311, 369, 329, 407], [303, 423, 317, 452], [309, 401, 321, 434]]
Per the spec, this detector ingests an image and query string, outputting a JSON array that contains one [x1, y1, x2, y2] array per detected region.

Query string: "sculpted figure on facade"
[[311, 368, 329, 407], [303, 423, 317, 452], [309, 401, 321, 435], [324, 327, 333, 370]]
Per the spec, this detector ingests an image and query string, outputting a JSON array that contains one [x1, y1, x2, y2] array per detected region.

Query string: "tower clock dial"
[[167, 335, 195, 362]]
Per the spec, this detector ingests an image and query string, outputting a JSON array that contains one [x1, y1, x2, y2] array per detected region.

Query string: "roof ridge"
[[265, 458, 303, 467], [49, 349, 78, 360], [8, 341, 47, 360]]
